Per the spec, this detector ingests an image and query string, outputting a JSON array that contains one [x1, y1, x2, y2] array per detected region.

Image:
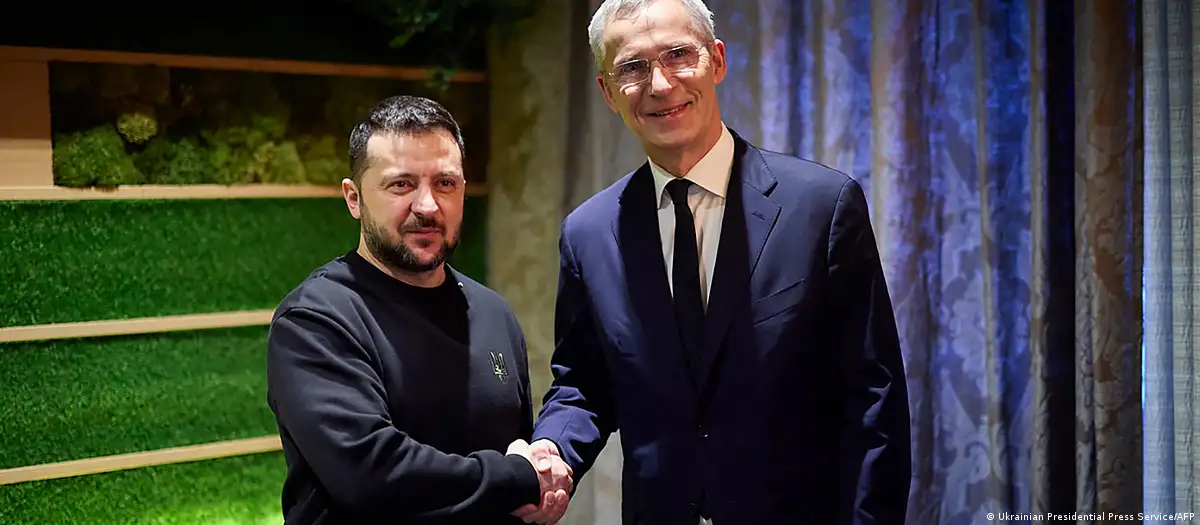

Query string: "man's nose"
[[411, 185, 439, 215], [648, 64, 676, 94]]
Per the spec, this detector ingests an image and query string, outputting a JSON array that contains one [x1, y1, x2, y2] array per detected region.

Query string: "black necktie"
[[666, 178, 705, 382]]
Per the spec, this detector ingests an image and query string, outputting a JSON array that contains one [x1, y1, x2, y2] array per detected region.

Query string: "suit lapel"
[[696, 133, 780, 393], [611, 164, 687, 383]]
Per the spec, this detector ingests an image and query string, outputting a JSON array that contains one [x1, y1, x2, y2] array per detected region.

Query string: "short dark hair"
[[348, 95, 466, 185]]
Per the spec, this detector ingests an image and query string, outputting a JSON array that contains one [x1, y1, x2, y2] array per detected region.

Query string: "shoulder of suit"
[[753, 147, 853, 190], [561, 170, 634, 234], [736, 151, 856, 217]]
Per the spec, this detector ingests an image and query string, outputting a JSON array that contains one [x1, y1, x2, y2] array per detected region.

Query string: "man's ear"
[[342, 178, 362, 220], [596, 75, 619, 113], [710, 38, 727, 85]]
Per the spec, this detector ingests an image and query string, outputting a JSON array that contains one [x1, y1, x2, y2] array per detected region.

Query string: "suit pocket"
[[750, 278, 807, 326]]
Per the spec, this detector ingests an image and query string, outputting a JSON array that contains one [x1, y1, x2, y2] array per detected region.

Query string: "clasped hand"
[[506, 438, 573, 524]]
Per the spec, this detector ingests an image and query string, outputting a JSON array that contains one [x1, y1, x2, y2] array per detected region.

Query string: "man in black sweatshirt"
[[265, 95, 572, 524]]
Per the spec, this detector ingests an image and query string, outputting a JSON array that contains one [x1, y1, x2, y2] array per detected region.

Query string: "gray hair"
[[587, 0, 716, 72]]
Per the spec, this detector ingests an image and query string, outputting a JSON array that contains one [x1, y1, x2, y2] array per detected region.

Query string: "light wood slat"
[[0, 310, 274, 343], [0, 45, 486, 83], [0, 436, 282, 485], [0, 60, 52, 186], [0, 183, 487, 201]]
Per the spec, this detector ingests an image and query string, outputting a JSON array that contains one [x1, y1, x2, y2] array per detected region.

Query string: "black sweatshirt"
[[266, 251, 542, 524]]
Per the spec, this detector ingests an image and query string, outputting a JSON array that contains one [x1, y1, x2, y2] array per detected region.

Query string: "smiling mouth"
[[648, 102, 691, 117]]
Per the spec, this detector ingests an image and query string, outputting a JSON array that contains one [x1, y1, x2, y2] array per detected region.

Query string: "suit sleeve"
[[826, 178, 912, 525], [530, 220, 618, 481], [266, 306, 542, 521]]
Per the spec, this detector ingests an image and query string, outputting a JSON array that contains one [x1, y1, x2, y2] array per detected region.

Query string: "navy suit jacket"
[[532, 130, 911, 525]]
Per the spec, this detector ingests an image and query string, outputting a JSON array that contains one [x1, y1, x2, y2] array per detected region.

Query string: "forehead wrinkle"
[[606, 22, 698, 65], [610, 33, 692, 66]]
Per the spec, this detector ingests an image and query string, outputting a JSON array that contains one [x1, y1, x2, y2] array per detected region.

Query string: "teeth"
[[653, 104, 686, 116]]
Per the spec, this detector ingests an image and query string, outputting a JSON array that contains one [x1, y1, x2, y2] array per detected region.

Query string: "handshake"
[[506, 438, 574, 524]]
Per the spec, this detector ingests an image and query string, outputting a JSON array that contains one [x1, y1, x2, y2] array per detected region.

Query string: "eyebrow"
[[378, 171, 463, 184], [614, 41, 691, 64]]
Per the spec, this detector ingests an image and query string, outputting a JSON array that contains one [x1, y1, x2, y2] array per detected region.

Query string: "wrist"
[[532, 438, 561, 456]]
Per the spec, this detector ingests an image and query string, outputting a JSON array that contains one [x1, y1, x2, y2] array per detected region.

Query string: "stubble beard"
[[361, 201, 458, 275]]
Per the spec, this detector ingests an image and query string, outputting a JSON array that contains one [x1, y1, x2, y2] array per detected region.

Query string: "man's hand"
[[509, 439, 573, 524]]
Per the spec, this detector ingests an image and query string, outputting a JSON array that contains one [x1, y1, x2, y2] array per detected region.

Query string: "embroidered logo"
[[489, 351, 509, 383]]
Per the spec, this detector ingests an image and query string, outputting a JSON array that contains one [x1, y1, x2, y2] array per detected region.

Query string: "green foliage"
[[348, 0, 534, 90], [116, 111, 158, 144], [45, 0, 512, 187], [0, 327, 275, 468], [0, 452, 284, 525], [254, 141, 306, 184], [296, 135, 347, 185], [53, 124, 143, 186], [0, 197, 487, 326], [48, 64, 390, 187], [348, 0, 535, 48], [134, 136, 211, 184]]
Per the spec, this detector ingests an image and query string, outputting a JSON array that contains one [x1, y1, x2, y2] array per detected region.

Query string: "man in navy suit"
[[512, 1, 912, 524]]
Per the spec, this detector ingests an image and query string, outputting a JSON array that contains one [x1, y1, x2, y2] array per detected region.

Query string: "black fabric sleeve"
[[266, 306, 542, 521], [515, 328, 535, 442]]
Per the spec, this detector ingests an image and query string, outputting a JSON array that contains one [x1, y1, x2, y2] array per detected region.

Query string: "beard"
[[361, 203, 458, 274]]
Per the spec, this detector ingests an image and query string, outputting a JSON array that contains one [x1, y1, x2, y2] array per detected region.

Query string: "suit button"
[[697, 425, 708, 439]]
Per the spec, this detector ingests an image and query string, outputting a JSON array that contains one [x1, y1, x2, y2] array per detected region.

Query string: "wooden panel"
[[0, 59, 52, 186], [0, 436, 282, 485], [0, 45, 486, 83], [0, 310, 273, 343]]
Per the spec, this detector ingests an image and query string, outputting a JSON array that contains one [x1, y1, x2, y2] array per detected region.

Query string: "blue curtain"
[[703, 0, 1143, 522], [1142, 0, 1199, 523]]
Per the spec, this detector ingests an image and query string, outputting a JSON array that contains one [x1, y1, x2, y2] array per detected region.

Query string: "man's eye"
[[617, 62, 644, 75]]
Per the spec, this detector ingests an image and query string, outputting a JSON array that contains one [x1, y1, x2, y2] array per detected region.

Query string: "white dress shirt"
[[648, 124, 735, 311], [649, 125, 733, 525]]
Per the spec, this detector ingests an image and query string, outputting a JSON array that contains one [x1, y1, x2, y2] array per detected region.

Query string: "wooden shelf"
[[0, 47, 492, 198], [0, 436, 282, 485], [0, 45, 486, 83], [0, 183, 487, 201], [0, 310, 274, 344]]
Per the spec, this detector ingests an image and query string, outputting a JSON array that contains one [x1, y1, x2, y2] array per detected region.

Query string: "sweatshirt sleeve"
[[512, 315, 535, 442], [266, 306, 542, 521]]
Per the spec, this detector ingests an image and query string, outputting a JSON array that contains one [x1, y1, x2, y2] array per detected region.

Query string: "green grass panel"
[[0, 196, 489, 327], [0, 198, 358, 328], [0, 452, 285, 525], [0, 327, 275, 468]]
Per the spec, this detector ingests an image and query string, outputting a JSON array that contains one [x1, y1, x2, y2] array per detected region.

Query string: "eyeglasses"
[[605, 43, 707, 88]]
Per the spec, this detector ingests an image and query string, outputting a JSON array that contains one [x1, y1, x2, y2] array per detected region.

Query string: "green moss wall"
[[0, 196, 488, 523]]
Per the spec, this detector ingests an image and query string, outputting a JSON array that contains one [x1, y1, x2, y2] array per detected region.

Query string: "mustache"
[[401, 215, 444, 233]]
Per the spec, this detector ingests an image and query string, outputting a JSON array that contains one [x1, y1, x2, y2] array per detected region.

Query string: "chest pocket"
[[751, 278, 807, 326]]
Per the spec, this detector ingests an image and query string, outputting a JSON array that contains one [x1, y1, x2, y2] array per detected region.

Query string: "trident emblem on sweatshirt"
[[489, 351, 509, 383]]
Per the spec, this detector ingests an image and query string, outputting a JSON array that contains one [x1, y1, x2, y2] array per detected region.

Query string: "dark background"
[[0, 0, 490, 69]]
